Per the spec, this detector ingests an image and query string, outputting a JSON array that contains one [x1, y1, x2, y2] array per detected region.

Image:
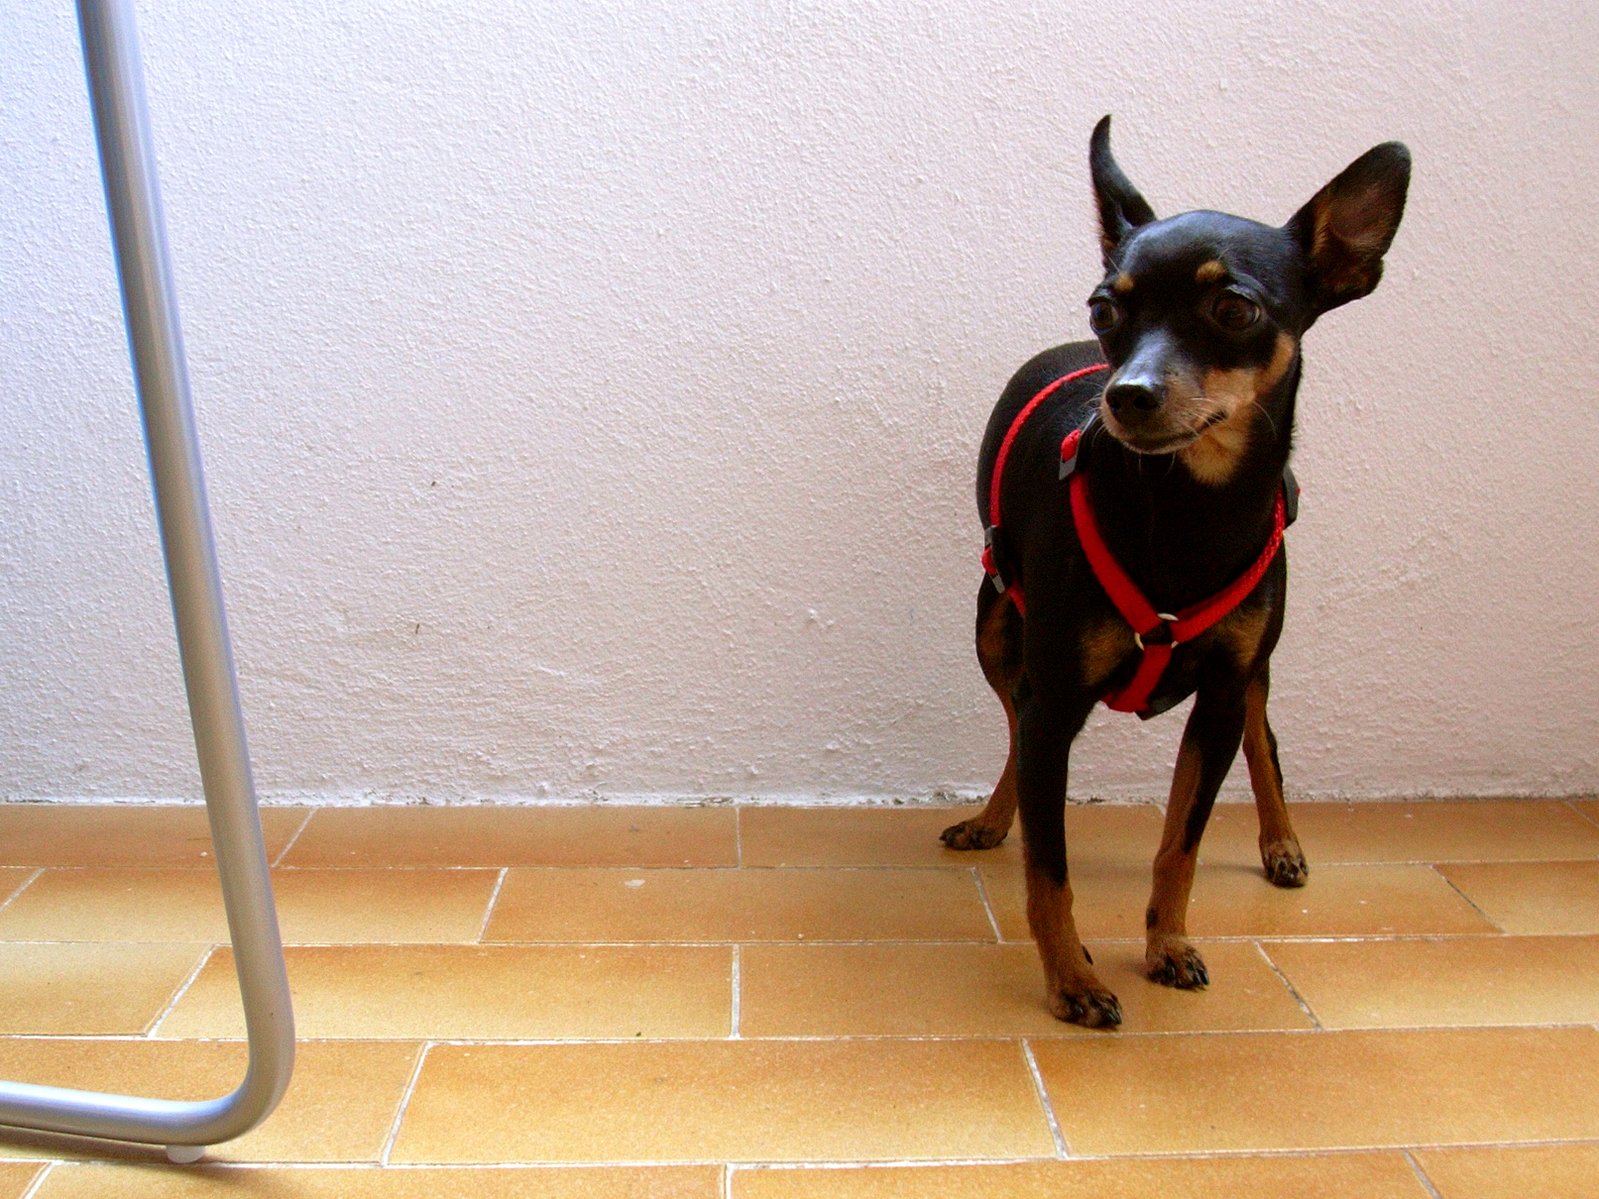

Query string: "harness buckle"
[[1282, 463, 1301, 527], [1133, 614, 1179, 651], [982, 525, 1010, 593], [1059, 414, 1099, 480]]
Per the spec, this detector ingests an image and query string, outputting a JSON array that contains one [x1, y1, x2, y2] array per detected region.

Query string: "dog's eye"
[[1087, 297, 1122, 335], [1210, 292, 1261, 332]]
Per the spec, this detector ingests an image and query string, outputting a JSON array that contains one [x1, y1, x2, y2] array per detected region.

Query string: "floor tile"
[[1413, 1144, 1599, 1199], [0, 1039, 420, 1163], [282, 806, 737, 868], [0, 943, 205, 1034], [732, 1153, 1430, 1198], [158, 944, 731, 1040], [0, 868, 499, 945], [1436, 861, 1599, 933], [1031, 1027, 1599, 1154], [740, 942, 1311, 1036], [738, 804, 1163, 868], [32, 1164, 723, 1198], [1265, 935, 1599, 1028], [0, 1167, 41, 1199], [0, 806, 307, 868], [391, 1040, 1054, 1163], [1202, 800, 1599, 867], [981, 861, 1495, 942], [484, 867, 992, 943]]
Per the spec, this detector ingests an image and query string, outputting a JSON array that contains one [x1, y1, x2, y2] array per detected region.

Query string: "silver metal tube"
[[0, 0, 294, 1155]]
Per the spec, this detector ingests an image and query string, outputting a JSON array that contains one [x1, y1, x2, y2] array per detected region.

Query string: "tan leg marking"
[[942, 588, 1021, 851], [1026, 857, 1122, 1027], [1243, 672, 1308, 887], [1145, 741, 1211, 988]]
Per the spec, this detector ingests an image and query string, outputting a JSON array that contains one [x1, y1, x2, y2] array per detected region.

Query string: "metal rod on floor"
[[0, 0, 294, 1158]]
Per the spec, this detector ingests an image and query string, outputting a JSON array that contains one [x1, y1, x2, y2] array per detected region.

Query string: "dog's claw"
[[1262, 840, 1309, 888], [1147, 942, 1210, 990], [940, 819, 1007, 852], [1051, 985, 1122, 1029]]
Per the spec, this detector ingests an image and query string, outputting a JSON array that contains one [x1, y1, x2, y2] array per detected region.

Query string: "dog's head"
[[1086, 117, 1410, 482]]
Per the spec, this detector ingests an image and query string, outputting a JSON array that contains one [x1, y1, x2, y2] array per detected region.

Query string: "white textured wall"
[[3, 1, 1596, 805]]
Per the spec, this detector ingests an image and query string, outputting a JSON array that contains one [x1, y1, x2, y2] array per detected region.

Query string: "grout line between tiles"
[[16, 1163, 52, 1199], [33, 1022, 1588, 1050], [1403, 1150, 1447, 1198], [146, 945, 220, 1037], [379, 1042, 433, 1166], [445, 937, 1003, 950], [371, 932, 1536, 950], [1251, 941, 1323, 1031], [734, 805, 745, 869], [971, 867, 1004, 942], [731, 945, 742, 1039], [1021, 1040, 1070, 1158], [271, 809, 317, 868], [1430, 864, 1505, 932], [111, 1144, 1599, 1172], [717, 1143, 1599, 1171], [0, 869, 44, 916], [476, 868, 510, 942], [726, 1152, 1329, 1177], [1564, 798, 1599, 831]]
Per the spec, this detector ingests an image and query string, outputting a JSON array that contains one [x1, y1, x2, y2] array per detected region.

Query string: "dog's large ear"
[[1090, 115, 1156, 265], [1287, 142, 1411, 316]]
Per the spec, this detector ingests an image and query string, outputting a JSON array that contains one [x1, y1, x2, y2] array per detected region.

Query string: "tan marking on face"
[[1179, 398, 1254, 485], [1179, 331, 1299, 486], [1195, 259, 1228, 285], [1112, 272, 1136, 295], [1260, 329, 1299, 391]]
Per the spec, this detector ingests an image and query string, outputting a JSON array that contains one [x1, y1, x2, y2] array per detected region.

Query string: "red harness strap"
[[1061, 427, 1287, 713], [981, 363, 1111, 615], [981, 365, 1290, 716]]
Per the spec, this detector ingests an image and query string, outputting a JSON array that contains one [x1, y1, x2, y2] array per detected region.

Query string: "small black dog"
[[942, 117, 1410, 1027]]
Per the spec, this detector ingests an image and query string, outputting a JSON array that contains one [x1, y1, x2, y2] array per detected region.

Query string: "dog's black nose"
[[1105, 382, 1163, 414]]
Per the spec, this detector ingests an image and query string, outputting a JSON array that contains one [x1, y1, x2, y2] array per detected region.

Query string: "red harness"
[[981, 363, 1293, 716]]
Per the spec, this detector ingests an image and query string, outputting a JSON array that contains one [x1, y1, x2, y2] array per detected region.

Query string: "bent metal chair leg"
[[0, 0, 295, 1161]]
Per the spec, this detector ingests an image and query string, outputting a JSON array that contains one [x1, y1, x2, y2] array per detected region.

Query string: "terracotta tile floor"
[[0, 799, 1595, 1197]]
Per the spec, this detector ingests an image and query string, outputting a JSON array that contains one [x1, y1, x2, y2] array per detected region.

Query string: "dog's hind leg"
[[942, 582, 1023, 851], [1242, 666, 1308, 887]]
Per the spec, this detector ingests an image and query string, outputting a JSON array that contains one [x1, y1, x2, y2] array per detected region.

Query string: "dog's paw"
[[940, 818, 1008, 851], [1146, 939, 1210, 990], [1048, 982, 1123, 1028], [1261, 839, 1309, 888]]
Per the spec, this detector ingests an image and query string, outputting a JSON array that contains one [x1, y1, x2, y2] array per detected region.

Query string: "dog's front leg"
[[1015, 681, 1121, 1027], [1242, 665, 1308, 887], [1145, 686, 1248, 988]]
